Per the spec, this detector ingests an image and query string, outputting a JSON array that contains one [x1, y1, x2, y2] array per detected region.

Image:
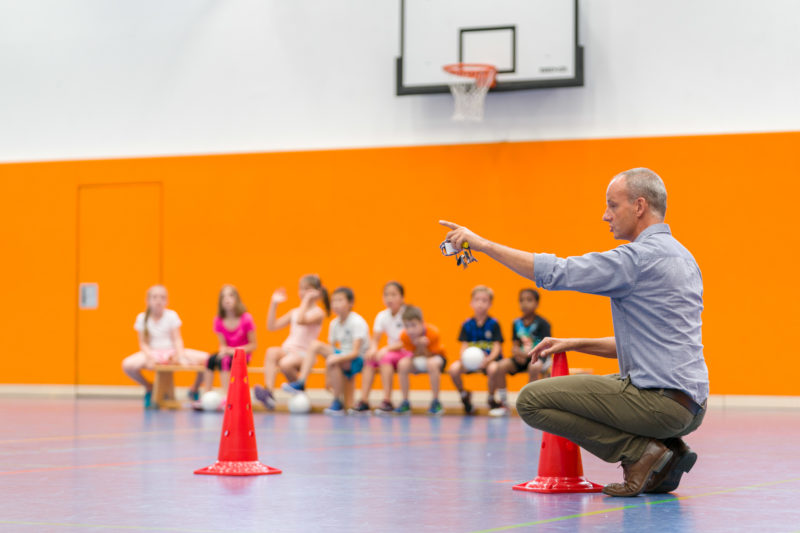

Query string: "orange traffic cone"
[[513, 352, 602, 493], [195, 349, 282, 476]]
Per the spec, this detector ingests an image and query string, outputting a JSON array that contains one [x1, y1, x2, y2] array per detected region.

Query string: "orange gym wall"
[[2, 132, 798, 395]]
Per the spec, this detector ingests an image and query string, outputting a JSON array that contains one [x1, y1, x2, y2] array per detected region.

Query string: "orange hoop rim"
[[443, 63, 497, 88]]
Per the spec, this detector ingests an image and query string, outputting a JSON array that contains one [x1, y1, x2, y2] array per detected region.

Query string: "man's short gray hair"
[[617, 168, 667, 218]]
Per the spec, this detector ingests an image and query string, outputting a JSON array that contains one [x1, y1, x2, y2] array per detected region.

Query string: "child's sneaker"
[[488, 403, 510, 417], [428, 399, 444, 416], [488, 397, 501, 410], [281, 381, 305, 395], [347, 401, 370, 415], [394, 400, 411, 415], [143, 389, 153, 409], [324, 399, 345, 416], [253, 385, 275, 410], [460, 390, 473, 414], [187, 388, 200, 402], [373, 400, 394, 416]]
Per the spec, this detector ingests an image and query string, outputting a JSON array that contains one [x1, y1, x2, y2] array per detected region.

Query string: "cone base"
[[513, 476, 603, 493], [194, 461, 282, 477]]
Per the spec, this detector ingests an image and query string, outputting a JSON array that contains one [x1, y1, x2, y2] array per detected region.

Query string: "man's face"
[[603, 177, 637, 241]]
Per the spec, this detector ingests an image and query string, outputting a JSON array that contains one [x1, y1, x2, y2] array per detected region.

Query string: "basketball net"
[[443, 63, 497, 122]]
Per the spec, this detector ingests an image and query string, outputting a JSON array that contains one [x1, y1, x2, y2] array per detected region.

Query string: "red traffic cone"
[[513, 352, 602, 493], [195, 349, 281, 476]]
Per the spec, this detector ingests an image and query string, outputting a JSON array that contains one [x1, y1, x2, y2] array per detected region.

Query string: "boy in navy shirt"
[[447, 285, 504, 414]]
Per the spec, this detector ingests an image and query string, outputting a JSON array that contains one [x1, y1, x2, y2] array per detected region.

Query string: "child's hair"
[[218, 284, 247, 318], [143, 285, 167, 343], [519, 288, 540, 303], [384, 281, 405, 297], [300, 274, 331, 315], [332, 286, 355, 303], [471, 285, 494, 302], [401, 305, 423, 322]]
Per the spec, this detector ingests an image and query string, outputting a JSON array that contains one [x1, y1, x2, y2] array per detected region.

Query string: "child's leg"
[[528, 359, 544, 382], [278, 353, 304, 383], [326, 360, 345, 401], [379, 362, 395, 401], [359, 363, 376, 403], [202, 369, 214, 392], [296, 341, 332, 384], [448, 360, 465, 392], [220, 371, 231, 393], [122, 352, 152, 389], [396, 356, 412, 402], [427, 356, 444, 401], [263, 347, 285, 390], [179, 349, 209, 393]]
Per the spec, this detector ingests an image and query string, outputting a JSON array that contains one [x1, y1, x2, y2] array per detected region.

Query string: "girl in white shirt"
[[121, 285, 208, 408]]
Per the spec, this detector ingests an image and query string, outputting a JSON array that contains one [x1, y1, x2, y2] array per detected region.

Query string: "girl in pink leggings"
[[194, 285, 257, 407], [122, 285, 208, 408], [349, 281, 410, 415]]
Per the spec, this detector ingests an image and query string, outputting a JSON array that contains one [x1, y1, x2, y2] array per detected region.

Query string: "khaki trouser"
[[516, 374, 706, 464]]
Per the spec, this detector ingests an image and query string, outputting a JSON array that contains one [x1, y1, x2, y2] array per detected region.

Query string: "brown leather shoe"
[[602, 439, 673, 497], [644, 438, 697, 493]]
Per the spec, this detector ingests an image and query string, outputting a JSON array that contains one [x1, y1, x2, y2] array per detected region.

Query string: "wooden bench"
[[151, 364, 353, 410]]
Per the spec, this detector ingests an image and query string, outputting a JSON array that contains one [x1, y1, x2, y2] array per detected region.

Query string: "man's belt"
[[659, 388, 705, 416]]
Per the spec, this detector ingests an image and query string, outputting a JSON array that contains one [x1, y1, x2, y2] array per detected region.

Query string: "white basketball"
[[200, 390, 223, 411], [412, 356, 428, 373], [288, 393, 312, 414], [461, 346, 485, 372]]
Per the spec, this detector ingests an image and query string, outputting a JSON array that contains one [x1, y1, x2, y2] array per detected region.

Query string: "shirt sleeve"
[[167, 310, 182, 329], [134, 313, 145, 332], [241, 312, 255, 333], [492, 320, 504, 342], [400, 330, 414, 352], [457, 322, 469, 342], [427, 325, 444, 355], [373, 311, 385, 335], [213, 317, 223, 334], [511, 320, 520, 343], [540, 318, 552, 339], [354, 316, 370, 342], [534, 246, 640, 298], [328, 320, 336, 345]]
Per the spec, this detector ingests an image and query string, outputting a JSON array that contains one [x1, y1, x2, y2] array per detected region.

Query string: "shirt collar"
[[634, 223, 671, 242]]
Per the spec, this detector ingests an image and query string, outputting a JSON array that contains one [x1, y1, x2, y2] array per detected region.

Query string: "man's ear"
[[635, 197, 647, 217]]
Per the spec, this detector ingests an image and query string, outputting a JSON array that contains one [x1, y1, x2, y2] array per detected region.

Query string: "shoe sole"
[[602, 449, 674, 497], [280, 383, 303, 395], [347, 409, 370, 415], [646, 450, 697, 493], [372, 409, 393, 416]]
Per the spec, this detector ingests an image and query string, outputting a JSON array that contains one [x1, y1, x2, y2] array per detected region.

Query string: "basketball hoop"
[[443, 63, 497, 122]]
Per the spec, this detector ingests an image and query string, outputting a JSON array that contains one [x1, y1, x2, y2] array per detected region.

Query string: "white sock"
[[498, 388, 508, 404]]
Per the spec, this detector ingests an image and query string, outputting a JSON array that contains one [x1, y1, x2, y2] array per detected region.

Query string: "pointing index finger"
[[439, 220, 459, 230]]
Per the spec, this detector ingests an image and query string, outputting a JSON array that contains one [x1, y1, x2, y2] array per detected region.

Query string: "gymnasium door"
[[77, 183, 163, 386]]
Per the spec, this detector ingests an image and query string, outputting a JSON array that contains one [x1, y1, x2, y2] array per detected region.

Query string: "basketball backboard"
[[397, 0, 583, 95]]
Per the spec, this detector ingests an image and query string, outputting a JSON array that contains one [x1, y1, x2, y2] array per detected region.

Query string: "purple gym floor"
[[0, 397, 798, 532]]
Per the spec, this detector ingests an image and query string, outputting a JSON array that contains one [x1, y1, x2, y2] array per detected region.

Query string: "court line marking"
[[0, 432, 531, 476], [0, 519, 222, 532], [469, 477, 800, 532]]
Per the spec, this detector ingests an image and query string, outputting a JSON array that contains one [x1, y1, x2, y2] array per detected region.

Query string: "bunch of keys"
[[440, 240, 478, 269]]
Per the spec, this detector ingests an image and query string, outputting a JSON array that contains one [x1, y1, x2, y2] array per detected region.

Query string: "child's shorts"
[[343, 356, 364, 379], [412, 354, 447, 374], [369, 349, 413, 369], [207, 351, 252, 372]]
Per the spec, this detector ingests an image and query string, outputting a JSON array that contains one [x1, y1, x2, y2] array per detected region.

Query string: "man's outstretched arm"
[[440, 220, 535, 280]]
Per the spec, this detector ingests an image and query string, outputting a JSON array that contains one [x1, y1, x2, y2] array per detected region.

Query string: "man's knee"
[[515, 381, 548, 423]]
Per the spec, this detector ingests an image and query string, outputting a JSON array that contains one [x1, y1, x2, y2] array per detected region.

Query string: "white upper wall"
[[0, 0, 798, 162]]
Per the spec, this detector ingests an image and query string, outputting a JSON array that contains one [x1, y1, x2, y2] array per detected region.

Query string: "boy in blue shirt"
[[447, 285, 504, 414]]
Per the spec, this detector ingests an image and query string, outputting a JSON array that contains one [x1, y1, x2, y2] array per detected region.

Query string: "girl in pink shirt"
[[254, 274, 328, 410], [200, 285, 257, 398]]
